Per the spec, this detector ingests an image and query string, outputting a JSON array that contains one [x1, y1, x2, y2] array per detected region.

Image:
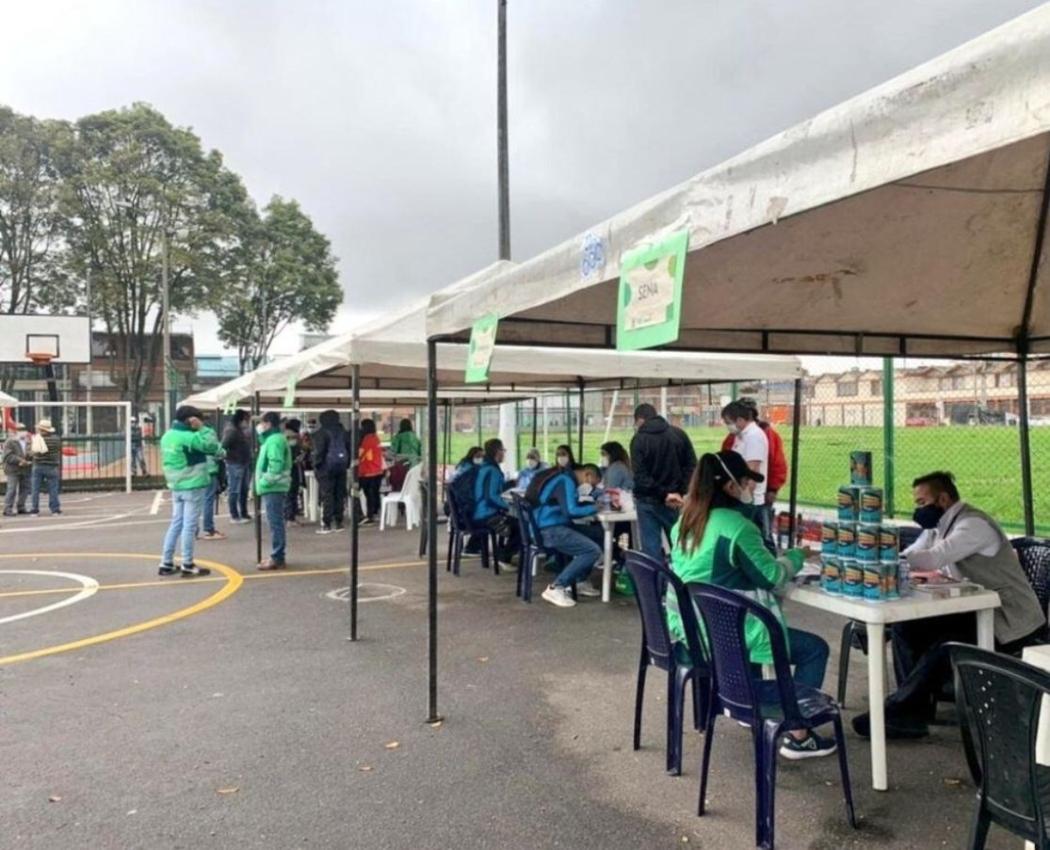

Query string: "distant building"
[[194, 354, 242, 389]]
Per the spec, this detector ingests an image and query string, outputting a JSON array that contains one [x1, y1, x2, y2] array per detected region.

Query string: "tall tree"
[[0, 106, 75, 315], [59, 103, 253, 411], [216, 196, 341, 373]]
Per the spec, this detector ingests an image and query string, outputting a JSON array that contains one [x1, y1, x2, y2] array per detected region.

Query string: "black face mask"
[[913, 503, 946, 530]]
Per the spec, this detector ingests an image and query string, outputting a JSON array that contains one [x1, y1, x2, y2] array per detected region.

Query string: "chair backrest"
[[898, 525, 923, 550], [399, 463, 423, 500], [511, 493, 542, 550], [623, 551, 707, 674], [445, 485, 469, 533], [1012, 538, 1050, 614], [949, 643, 1050, 842], [688, 583, 802, 726]]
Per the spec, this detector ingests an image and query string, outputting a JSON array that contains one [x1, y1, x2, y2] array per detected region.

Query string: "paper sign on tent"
[[616, 229, 689, 351], [465, 313, 499, 383]]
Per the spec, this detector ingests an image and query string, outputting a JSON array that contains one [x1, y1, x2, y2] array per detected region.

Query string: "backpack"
[[322, 430, 349, 474], [525, 467, 564, 507], [448, 463, 482, 522]]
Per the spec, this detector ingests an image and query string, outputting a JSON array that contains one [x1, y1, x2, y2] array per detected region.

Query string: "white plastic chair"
[[380, 463, 423, 531]]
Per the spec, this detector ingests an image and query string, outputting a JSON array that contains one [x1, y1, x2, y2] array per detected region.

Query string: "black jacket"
[[629, 416, 697, 503], [311, 411, 351, 477], [221, 424, 252, 465]]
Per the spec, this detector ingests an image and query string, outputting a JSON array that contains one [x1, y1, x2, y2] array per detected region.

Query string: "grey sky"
[[1, 0, 1044, 356]]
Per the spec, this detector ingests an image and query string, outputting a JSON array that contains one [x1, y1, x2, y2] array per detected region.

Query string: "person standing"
[[356, 418, 385, 526], [390, 418, 422, 464], [721, 397, 786, 546], [198, 417, 226, 541], [629, 403, 696, 559], [222, 410, 252, 524], [283, 418, 304, 525], [159, 406, 217, 576], [722, 400, 772, 548], [130, 417, 149, 476], [29, 419, 62, 516], [598, 441, 634, 490], [255, 411, 292, 570], [312, 409, 351, 534], [3, 423, 31, 516]]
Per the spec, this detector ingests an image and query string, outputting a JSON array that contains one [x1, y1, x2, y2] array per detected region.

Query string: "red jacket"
[[721, 421, 788, 494], [358, 433, 384, 478]]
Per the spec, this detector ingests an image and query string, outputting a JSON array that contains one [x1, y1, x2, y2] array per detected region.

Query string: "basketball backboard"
[[0, 315, 92, 364]]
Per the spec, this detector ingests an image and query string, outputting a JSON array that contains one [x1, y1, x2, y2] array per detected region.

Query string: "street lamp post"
[[161, 229, 172, 427]]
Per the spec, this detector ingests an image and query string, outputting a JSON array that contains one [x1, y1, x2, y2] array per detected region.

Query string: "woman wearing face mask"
[[452, 447, 484, 481], [555, 445, 576, 471], [516, 447, 547, 491], [598, 441, 633, 491], [666, 451, 836, 760]]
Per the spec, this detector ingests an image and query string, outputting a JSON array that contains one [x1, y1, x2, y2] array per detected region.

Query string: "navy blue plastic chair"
[[689, 583, 855, 849], [511, 493, 572, 603], [624, 550, 711, 776], [949, 643, 1050, 849], [444, 487, 498, 576]]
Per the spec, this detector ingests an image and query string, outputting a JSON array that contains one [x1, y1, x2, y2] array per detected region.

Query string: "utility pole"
[[162, 229, 172, 428], [85, 267, 94, 435], [497, 0, 510, 260]]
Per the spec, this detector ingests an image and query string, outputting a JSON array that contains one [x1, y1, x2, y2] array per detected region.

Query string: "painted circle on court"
[[325, 583, 406, 603], [0, 569, 99, 625]]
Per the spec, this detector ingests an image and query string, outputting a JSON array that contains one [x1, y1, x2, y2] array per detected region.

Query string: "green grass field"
[[431, 425, 1050, 534]]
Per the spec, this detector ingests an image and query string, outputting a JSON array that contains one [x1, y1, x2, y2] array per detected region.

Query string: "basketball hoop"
[[26, 352, 55, 366]]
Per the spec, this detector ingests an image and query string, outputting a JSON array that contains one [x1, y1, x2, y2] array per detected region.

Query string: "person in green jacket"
[[159, 405, 219, 577], [198, 420, 227, 540], [667, 450, 835, 761], [255, 411, 292, 570], [390, 418, 422, 463]]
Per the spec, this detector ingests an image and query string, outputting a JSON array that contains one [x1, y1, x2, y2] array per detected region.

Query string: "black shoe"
[[852, 711, 929, 739], [2, 511, 12, 517], [158, 564, 178, 576], [16, 509, 27, 515], [51, 510, 62, 515], [180, 563, 212, 577], [29, 510, 39, 515]]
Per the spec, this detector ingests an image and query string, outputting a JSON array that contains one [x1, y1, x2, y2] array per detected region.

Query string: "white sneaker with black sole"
[[779, 731, 837, 760], [575, 582, 601, 598], [541, 584, 576, 608]]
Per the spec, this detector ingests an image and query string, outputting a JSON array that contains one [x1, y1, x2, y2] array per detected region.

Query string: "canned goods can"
[[879, 525, 899, 561], [821, 520, 839, 554], [856, 523, 880, 562], [898, 558, 911, 596], [837, 522, 857, 558], [850, 451, 873, 486], [841, 558, 864, 597], [859, 487, 883, 523], [820, 555, 841, 594], [863, 562, 884, 601], [881, 559, 900, 600], [837, 486, 861, 522]]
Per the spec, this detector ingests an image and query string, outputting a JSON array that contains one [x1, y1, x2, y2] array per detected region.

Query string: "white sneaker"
[[541, 584, 576, 608], [316, 526, 333, 535], [575, 582, 601, 598]]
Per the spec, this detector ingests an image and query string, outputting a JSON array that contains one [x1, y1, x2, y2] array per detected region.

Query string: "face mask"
[[556, 455, 570, 468], [577, 483, 593, 497], [256, 425, 267, 436], [286, 434, 298, 443], [725, 422, 740, 435], [735, 485, 754, 505], [913, 503, 945, 530], [473, 457, 484, 465], [526, 459, 538, 469], [599, 456, 609, 468]]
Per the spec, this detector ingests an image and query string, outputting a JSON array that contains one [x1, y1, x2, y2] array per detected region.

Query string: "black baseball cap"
[[174, 405, 203, 422], [261, 411, 282, 428], [710, 450, 764, 484]]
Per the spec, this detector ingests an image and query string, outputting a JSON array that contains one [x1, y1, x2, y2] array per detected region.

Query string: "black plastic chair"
[[624, 551, 711, 776], [444, 487, 499, 576], [689, 583, 855, 849], [949, 643, 1050, 849], [1012, 538, 1050, 617], [510, 494, 570, 602]]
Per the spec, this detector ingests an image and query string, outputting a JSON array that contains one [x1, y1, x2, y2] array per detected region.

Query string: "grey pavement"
[[0, 491, 1018, 848]]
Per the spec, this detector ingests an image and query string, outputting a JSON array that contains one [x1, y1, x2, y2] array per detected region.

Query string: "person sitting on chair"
[[853, 471, 1048, 739], [472, 438, 519, 564], [537, 465, 605, 609]]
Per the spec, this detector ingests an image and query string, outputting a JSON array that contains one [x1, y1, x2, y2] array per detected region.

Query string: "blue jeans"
[[226, 463, 248, 520], [541, 524, 602, 588], [162, 488, 205, 566], [752, 627, 830, 696], [636, 499, 679, 559], [262, 493, 286, 563], [201, 476, 218, 533], [31, 465, 61, 513]]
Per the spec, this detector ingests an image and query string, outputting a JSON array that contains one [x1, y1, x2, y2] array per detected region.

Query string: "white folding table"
[[784, 584, 1000, 791], [596, 509, 638, 603]]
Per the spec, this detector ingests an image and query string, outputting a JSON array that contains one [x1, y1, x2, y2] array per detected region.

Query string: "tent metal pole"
[[565, 388, 571, 448], [349, 364, 360, 641], [253, 391, 262, 565], [787, 379, 803, 547], [426, 339, 442, 722], [531, 396, 538, 447], [514, 401, 522, 466], [577, 381, 585, 460], [476, 404, 482, 447], [1019, 354, 1035, 536]]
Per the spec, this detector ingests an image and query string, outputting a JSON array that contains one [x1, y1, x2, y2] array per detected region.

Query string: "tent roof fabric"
[[425, 6, 1050, 358]]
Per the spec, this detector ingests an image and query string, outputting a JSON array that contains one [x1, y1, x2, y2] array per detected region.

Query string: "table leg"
[[866, 622, 888, 791], [976, 609, 995, 650], [602, 523, 613, 603]]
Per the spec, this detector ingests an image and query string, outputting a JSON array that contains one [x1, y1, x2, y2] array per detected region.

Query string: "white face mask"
[[526, 459, 538, 469], [556, 455, 570, 468], [577, 483, 593, 497], [256, 425, 267, 436], [735, 484, 754, 505], [725, 421, 740, 435], [599, 455, 609, 468], [473, 457, 484, 465]]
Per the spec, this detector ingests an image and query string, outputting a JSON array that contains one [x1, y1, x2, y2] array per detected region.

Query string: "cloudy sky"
[[1, 0, 1044, 357]]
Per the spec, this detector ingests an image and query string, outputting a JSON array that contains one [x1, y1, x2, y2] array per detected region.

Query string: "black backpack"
[[319, 429, 349, 474], [525, 467, 564, 507]]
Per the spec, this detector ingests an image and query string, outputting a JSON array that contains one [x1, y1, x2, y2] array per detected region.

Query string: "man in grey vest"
[[854, 471, 1047, 739]]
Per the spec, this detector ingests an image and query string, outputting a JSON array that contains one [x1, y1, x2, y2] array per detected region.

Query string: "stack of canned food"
[[818, 453, 902, 601]]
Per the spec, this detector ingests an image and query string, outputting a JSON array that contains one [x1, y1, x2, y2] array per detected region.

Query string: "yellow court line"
[[0, 559, 424, 601], [0, 554, 242, 667]]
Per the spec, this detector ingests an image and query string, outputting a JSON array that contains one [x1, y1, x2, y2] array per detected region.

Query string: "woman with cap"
[[255, 411, 292, 569], [665, 450, 835, 761], [515, 447, 547, 491], [29, 419, 63, 515]]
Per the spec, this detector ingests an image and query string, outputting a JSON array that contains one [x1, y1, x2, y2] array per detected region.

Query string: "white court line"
[[0, 570, 99, 625], [0, 513, 135, 534], [150, 491, 164, 515]]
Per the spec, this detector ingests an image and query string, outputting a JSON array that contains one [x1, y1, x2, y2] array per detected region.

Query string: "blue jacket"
[[535, 470, 597, 530], [472, 461, 507, 522]]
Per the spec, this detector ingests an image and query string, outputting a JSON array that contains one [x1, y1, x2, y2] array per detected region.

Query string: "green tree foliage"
[[216, 196, 342, 373], [58, 103, 255, 410]]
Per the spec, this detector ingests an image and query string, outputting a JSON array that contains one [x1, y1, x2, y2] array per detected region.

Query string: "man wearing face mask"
[[159, 406, 218, 577], [852, 471, 1046, 740], [722, 401, 770, 542], [255, 411, 292, 570], [3, 423, 31, 516]]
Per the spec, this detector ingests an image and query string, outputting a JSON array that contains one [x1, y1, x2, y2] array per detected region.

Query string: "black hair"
[[722, 401, 756, 422], [579, 463, 601, 479], [600, 441, 630, 470], [484, 438, 504, 462], [175, 405, 202, 423], [360, 418, 377, 436], [261, 411, 282, 428], [284, 418, 301, 434], [232, 409, 249, 426], [555, 444, 577, 467], [679, 454, 724, 555], [913, 471, 960, 502], [398, 418, 413, 433], [459, 446, 483, 466], [634, 403, 657, 421]]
